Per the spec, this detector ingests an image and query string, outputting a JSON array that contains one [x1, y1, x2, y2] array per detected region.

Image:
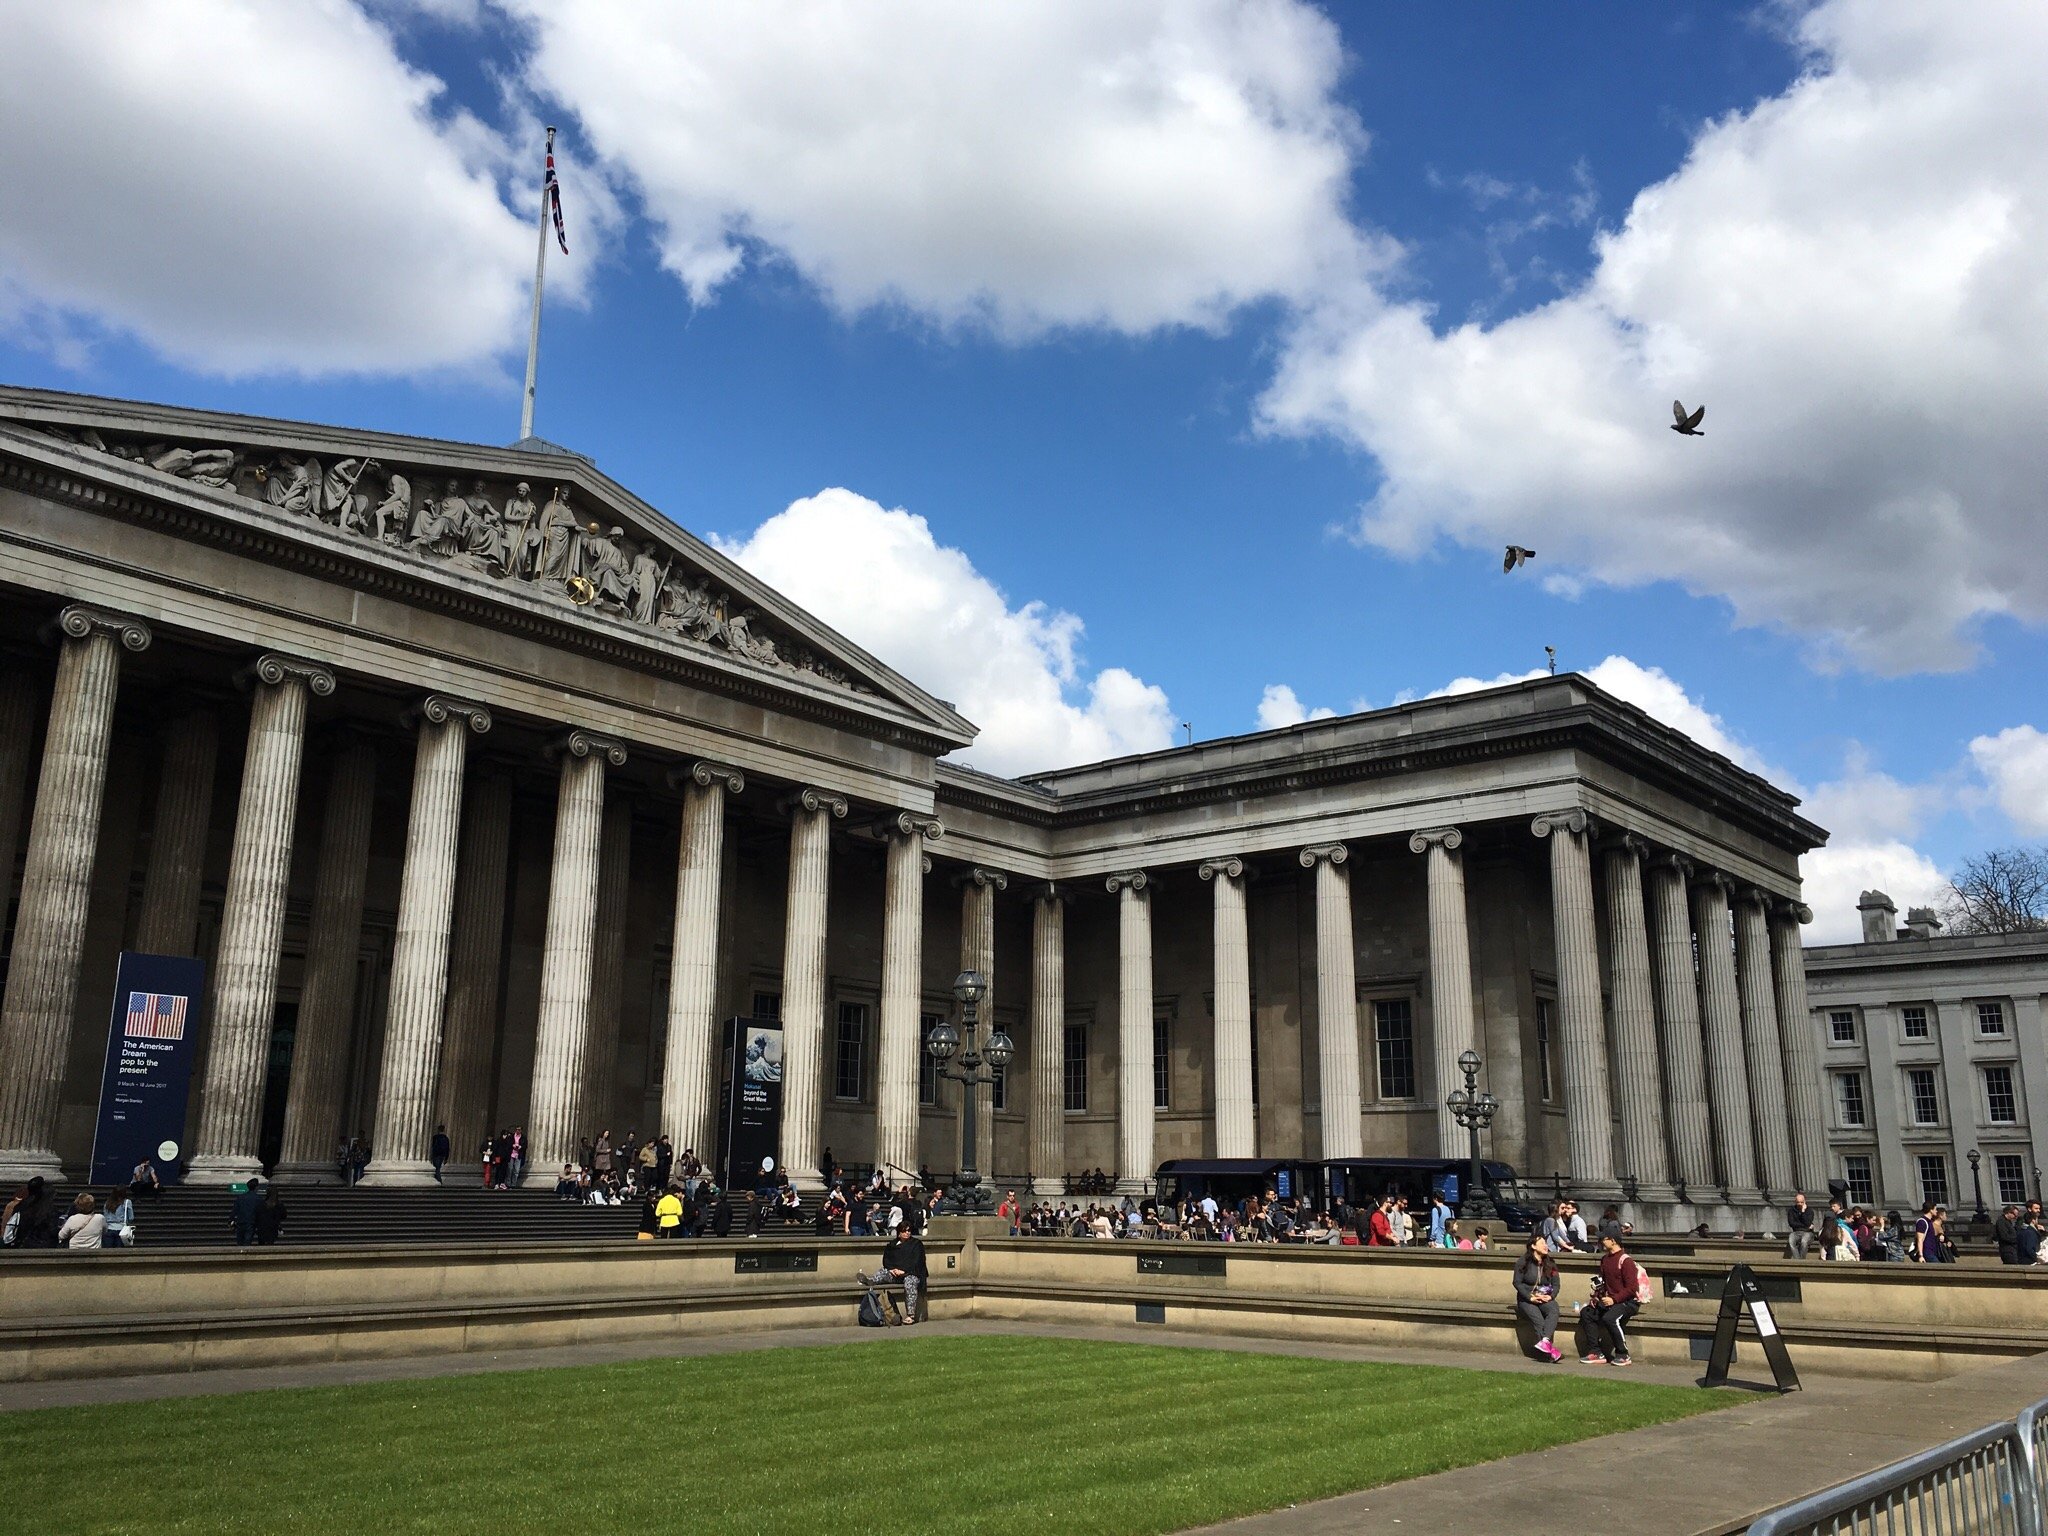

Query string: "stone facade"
[[0, 387, 1826, 1227]]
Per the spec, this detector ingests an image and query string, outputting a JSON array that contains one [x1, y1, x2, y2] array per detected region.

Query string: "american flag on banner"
[[546, 128, 568, 255], [125, 991, 188, 1042]]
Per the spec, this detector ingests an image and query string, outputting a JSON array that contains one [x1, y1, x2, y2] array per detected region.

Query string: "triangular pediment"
[[0, 386, 975, 749]]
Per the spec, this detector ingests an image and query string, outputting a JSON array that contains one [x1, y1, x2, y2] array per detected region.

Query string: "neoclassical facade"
[[0, 387, 1828, 1224]]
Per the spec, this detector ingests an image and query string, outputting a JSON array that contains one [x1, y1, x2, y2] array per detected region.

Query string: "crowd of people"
[[2, 1168, 155, 1250]]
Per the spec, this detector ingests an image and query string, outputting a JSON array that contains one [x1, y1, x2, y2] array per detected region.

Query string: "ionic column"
[[1107, 870, 1154, 1193], [1300, 844, 1363, 1160], [133, 707, 219, 957], [1646, 854, 1715, 1196], [1029, 888, 1066, 1198], [0, 606, 150, 1181], [660, 763, 747, 1171], [525, 729, 625, 1179], [1692, 871, 1761, 1203], [1772, 901, 1831, 1196], [1601, 835, 1673, 1195], [433, 773, 513, 1174], [1198, 857, 1254, 1159], [274, 738, 378, 1181], [875, 814, 939, 1178], [577, 792, 634, 1143], [362, 698, 491, 1185], [1734, 888, 1795, 1199], [0, 670, 39, 926], [958, 867, 1006, 1178], [1411, 828, 1478, 1162], [188, 654, 335, 1183], [775, 786, 843, 1189], [1531, 811, 1617, 1188]]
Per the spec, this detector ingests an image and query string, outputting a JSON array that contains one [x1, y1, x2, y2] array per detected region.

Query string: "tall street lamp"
[[1967, 1148, 1990, 1224], [925, 969, 1013, 1216], [1444, 1048, 1499, 1222]]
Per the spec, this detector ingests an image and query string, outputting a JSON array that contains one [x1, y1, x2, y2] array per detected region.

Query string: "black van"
[[1322, 1157, 1538, 1233], [1153, 1158, 1324, 1213]]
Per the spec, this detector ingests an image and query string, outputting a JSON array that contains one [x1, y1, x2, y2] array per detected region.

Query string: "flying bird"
[[1671, 400, 1705, 436], [1503, 544, 1536, 572]]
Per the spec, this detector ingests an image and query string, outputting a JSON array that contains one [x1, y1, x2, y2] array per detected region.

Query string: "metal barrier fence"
[[1747, 1409, 2045, 1535]]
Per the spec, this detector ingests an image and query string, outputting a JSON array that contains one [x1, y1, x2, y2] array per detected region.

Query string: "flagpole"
[[519, 125, 556, 443]]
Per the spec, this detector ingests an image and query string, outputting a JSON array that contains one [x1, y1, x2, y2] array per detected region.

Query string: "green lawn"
[[0, 1336, 1724, 1534]]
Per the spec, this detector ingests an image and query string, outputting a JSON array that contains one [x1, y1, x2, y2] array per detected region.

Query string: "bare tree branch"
[[1939, 846, 2048, 935]]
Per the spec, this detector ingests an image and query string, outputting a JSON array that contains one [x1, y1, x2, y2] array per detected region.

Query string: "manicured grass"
[[0, 1336, 1724, 1534]]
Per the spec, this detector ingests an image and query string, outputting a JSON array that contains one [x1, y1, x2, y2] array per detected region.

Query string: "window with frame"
[[1906, 1067, 1941, 1126], [1917, 1154, 1950, 1209], [750, 990, 782, 1021], [1152, 1014, 1172, 1111], [1535, 999, 1555, 1102], [1996, 1154, 2029, 1207], [1985, 1064, 2019, 1125], [1835, 1072, 1867, 1128], [833, 1001, 867, 1102], [992, 1061, 1007, 1112], [1900, 1005, 1930, 1040], [918, 1012, 942, 1107], [1829, 1010, 1858, 1044], [1062, 1022, 1088, 1114], [1843, 1154, 1876, 1207], [1978, 1001, 2008, 1037], [1373, 998, 1416, 1100]]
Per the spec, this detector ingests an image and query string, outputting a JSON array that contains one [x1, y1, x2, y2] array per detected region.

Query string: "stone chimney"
[[1858, 890, 1898, 943], [1903, 907, 1944, 941]]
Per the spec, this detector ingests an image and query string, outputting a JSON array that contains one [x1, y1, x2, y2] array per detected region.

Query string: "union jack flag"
[[125, 991, 188, 1042], [546, 127, 568, 255]]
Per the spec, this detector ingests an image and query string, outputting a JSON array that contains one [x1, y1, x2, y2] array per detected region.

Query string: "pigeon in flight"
[[1671, 400, 1705, 436], [1503, 544, 1536, 573]]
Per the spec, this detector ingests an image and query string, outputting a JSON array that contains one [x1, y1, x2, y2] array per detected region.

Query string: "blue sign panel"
[[90, 952, 205, 1185]]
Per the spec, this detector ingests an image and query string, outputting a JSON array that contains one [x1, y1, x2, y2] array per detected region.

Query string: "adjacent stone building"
[[0, 386, 1829, 1227]]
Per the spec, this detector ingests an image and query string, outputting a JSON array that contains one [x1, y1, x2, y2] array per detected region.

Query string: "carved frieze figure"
[[501, 481, 538, 578], [265, 455, 322, 517], [534, 487, 580, 582], [460, 478, 509, 574], [371, 472, 411, 545], [136, 441, 240, 486], [408, 477, 448, 548], [573, 524, 630, 611], [727, 608, 780, 665], [628, 542, 666, 625], [323, 458, 377, 530]]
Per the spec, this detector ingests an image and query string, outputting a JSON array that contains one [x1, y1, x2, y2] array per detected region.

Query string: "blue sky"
[[4, 1, 2045, 940]]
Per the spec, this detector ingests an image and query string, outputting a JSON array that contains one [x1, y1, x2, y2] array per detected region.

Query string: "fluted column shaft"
[[959, 869, 1004, 1177], [661, 765, 745, 1169], [1412, 829, 1477, 1162], [1029, 892, 1066, 1197], [1301, 845, 1363, 1160], [577, 794, 633, 1142], [134, 708, 219, 957], [775, 788, 840, 1186], [1602, 839, 1672, 1189], [1200, 859, 1255, 1159], [0, 608, 149, 1180], [1646, 856, 1715, 1194], [1734, 892, 1795, 1198], [526, 733, 622, 1178], [1109, 872, 1154, 1193], [875, 817, 935, 1178], [1772, 903, 1831, 1195], [1693, 874, 1761, 1201], [275, 739, 378, 1179], [189, 656, 331, 1182], [434, 774, 513, 1171], [364, 701, 489, 1184], [1533, 812, 1616, 1186]]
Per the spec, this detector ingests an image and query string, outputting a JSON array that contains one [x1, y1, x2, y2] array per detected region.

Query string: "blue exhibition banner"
[[89, 952, 206, 1186]]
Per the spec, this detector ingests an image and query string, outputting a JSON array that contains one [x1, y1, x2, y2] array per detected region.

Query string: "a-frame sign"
[[1702, 1261, 1801, 1392]]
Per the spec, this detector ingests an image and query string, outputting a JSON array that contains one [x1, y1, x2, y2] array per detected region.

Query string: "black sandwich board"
[[1701, 1262, 1800, 1392]]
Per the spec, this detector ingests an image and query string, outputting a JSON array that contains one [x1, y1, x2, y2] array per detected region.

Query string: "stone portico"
[[0, 386, 1827, 1228]]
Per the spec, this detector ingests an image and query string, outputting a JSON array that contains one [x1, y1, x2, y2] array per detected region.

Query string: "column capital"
[[237, 652, 336, 697], [47, 604, 152, 653], [546, 728, 627, 766], [1407, 826, 1463, 855], [955, 865, 1008, 891], [1298, 842, 1349, 869], [1649, 850, 1695, 880], [1032, 882, 1066, 909], [1773, 898, 1815, 926], [1105, 869, 1149, 895], [1197, 856, 1245, 882], [409, 695, 492, 734], [1690, 867, 1737, 897], [878, 810, 942, 841], [1599, 830, 1651, 859], [1731, 883, 1773, 912], [783, 786, 848, 818], [669, 760, 744, 795], [1530, 809, 1595, 840]]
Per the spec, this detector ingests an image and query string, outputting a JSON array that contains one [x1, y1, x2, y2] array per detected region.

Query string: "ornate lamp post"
[[1444, 1048, 1499, 1221], [925, 969, 1013, 1216], [1967, 1148, 1989, 1224]]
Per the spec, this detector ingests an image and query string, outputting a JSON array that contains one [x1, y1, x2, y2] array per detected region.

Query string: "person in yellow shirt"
[[656, 1185, 684, 1238]]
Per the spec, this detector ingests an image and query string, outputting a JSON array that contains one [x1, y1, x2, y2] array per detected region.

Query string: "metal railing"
[[1747, 1412, 2043, 1534]]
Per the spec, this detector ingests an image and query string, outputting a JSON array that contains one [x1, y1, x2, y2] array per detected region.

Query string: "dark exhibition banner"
[[719, 1016, 784, 1190], [89, 952, 206, 1185]]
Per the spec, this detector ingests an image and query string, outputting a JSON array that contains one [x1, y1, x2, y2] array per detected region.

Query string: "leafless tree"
[[1940, 846, 2048, 935]]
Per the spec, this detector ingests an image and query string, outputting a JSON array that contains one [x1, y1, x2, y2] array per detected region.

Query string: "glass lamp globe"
[[985, 1028, 1016, 1068], [953, 969, 990, 1009], [925, 1019, 960, 1060], [1457, 1048, 1481, 1076]]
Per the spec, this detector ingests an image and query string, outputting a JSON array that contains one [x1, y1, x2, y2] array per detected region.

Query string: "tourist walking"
[[231, 1179, 266, 1245], [255, 1185, 288, 1245], [1514, 1234, 1564, 1362], [430, 1124, 451, 1184], [104, 1189, 136, 1247], [1994, 1204, 2024, 1264]]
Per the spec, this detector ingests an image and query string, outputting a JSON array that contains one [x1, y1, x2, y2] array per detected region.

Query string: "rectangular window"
[[992, 1061, 1007, 1112], [750, 990, 782, 1021], [1374, 998, 1416, 1100], [1835, 1072, 1867, 1128], [917, 1012, 941, 1107], [1843, 1154, 1875, 1207], [1917, 1154, 1950, 1209], [1829, 1010, 1858, 1044], [1152, 1014, 1172, 1111], [1986, 1065, 2019, 1125], [1901, 1005, 1930, 1040], [1535, 999, 1555, 1102], [1063, 1022, 1088, 1114], [1907, 1067, 1941, 1125], [1978, 1001, 2008, 1037], [833, 1001, 867, 1102], [1996, 1154, 2029, 1207]]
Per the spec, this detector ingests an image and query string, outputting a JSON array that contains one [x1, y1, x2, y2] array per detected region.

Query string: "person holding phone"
[[1514, 1233, 1565, 1361]]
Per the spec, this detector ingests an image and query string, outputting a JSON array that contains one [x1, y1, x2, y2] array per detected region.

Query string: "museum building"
[[0, 386, 1831, 1225]]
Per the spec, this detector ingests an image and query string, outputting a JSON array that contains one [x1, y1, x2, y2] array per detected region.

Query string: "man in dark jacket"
[[882, 1221, 929, 1324], [1993, 1205, 2023, 1264], [231, 1179, 266, 1246], [430, 1124, 451, 1184]]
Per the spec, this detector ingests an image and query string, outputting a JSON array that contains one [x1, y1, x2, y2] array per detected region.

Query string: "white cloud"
[[1260, 0, 2048, 672], [506, 0, 1374, 336], [713, 488, 1175, 776], [0, 0, 592, 376], [1255, 684, 1336, 730], [1970, 726, 2048, 835], [1796, 747, 1948, 941]]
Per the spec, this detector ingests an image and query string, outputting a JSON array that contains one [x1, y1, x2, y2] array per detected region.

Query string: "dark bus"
[[1153, 1158, 1324, 1212], [1322, 1157, 1537, 1232]]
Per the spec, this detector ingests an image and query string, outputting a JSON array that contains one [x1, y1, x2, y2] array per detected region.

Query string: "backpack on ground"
[[857, 1288, 888, 1327]]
